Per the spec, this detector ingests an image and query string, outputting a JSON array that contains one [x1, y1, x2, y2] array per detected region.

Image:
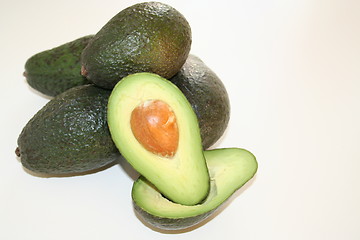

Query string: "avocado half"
[[107, 73, 210, 206], [132, 148, 258, 230]]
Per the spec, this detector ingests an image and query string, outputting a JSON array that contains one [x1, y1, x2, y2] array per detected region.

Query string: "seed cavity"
[[130, 100, 179, 157]]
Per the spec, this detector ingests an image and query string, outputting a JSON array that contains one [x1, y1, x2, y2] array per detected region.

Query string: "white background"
[[1, 0, 360, 239]]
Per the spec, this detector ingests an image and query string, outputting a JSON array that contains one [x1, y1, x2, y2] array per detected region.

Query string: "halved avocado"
[[107, 73, 210, 206], [132, 148, 258, 230]]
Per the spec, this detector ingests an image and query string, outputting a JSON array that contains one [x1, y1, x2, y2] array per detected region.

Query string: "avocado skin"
[[17, 85, 120, 175], [170, 55, 230, 149], [81, 2, 191, 89], [24, 35, 93, 97], [134, 201, 216, 231]]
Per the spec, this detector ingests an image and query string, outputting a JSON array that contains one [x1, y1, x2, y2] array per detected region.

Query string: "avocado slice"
[[107, 73, 210, 206], [24, 35, 93, 97], [81, 2, 191, 89], [16, 84, 120, 175], [170, 55, 230, 149], [132, 148, 258, 230]]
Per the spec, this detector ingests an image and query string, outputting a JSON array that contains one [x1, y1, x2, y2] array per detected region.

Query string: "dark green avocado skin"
[[81, 2, 191, 89], [170, 55, 230, 149], [24, 35, 93, 97], [134, 201, 216, 231], [16, 85, 120, 175]]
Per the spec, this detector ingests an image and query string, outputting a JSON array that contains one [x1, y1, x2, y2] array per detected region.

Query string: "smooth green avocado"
[[24, 35, 93, 97], [81, 2, 192, 89], [107, 73, 210, 206], [132, 148, 258, 230], [170, 55, 230, 149], [16, 84, 120, 175]]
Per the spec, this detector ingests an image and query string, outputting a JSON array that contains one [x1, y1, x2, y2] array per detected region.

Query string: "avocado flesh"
[[107, 73, 210, 206], [24, 35, 93, 97], [170, 55, 230, 149], [132, 148, 258, 230], [81, 2, 191, 89], [17, 85, 120, 175]]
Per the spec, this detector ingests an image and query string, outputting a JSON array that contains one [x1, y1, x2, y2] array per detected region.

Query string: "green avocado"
[[16, 84, 119, 175], [107, 73, 210, 206], [81, 2, 191, 89], [170, 55, 230, 149], [132, 148, 258, 230], [24, 35, 93, 97]]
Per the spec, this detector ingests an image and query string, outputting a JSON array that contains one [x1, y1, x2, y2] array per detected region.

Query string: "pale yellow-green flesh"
[[132, 148, 258, 218], [107, 73, 210, 206]]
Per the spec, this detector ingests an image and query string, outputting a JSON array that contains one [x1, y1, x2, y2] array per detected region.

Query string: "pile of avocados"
[[16, 2, 257, 231]]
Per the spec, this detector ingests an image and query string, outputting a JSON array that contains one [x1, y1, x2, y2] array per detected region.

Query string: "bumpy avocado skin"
[[81, 2, 191, 89], [16, 85, 119, 175], [170, 55, 230, 149], [24, 35, 93, 97]]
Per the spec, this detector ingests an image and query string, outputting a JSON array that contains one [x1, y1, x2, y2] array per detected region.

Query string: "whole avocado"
[[16, 85, 120, 175], [170, 55, 230, 149], [24, 35, 93, 97], [81, 2, 192, 89]]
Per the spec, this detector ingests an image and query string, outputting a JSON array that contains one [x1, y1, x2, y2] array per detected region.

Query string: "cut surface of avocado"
[[107, 72, 210, 206], [132, 148, 258, 230]]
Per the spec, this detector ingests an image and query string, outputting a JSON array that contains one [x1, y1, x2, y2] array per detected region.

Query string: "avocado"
[[24, 35, 93, 97], [107, 73, 210, 206], [16, 84, 119, 175], [81, 2, 191, 89], [170, 55, 230, 149], [132, 148, 258, 230]]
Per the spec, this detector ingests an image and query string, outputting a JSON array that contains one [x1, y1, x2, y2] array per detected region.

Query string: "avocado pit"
[[130, 100, 179, 157]]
